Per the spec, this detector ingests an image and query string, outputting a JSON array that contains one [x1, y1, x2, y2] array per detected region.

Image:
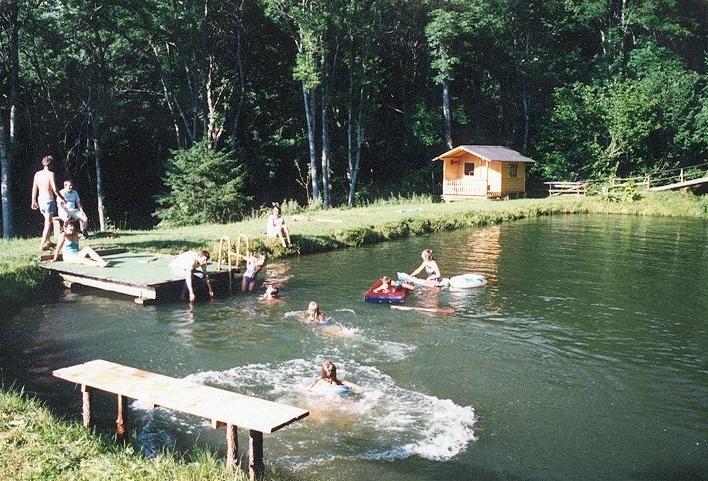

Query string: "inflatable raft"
[[449, 273, 488, 288], [397, 272, 449, 287], [364, 279, 409, 304]]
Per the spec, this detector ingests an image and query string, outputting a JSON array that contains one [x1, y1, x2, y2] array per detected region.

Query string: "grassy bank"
[[0, 388, 310, 481], [0, 191, 706, 480], [1, 192, 707, 316]]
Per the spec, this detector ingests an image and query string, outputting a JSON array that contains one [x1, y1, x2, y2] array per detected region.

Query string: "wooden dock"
[[41, 250, 235, 303], [54, 360, 309, 480]]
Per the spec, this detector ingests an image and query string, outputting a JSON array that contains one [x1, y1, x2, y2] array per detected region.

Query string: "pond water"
[[1, 215, 707, 481]]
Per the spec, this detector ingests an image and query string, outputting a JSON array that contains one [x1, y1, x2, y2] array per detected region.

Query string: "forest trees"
[[0, 0, 704, 233]]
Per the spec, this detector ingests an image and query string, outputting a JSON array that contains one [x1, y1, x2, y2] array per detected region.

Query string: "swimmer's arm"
[[409, 262, 425, 277], [307, 378, 320, 389], [185, 269, 195, 302], [52, 234, 65, 261]]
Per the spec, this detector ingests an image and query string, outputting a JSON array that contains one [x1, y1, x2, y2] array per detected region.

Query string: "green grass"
[[1, 191, 706, 480]]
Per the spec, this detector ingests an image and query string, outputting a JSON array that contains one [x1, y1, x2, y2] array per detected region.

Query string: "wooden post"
[[226, 424, 239, 470], [248, 430, 264, 481], [81, 385, 93, 428], [116, 394, 128, 441]]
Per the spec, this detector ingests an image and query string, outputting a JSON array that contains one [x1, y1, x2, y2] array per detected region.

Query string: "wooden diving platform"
[[40, 250, 235, 304], [53, 360, 309, 480]]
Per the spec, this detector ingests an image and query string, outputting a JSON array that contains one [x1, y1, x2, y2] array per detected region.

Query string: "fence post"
[[680, 168, 684, 183]]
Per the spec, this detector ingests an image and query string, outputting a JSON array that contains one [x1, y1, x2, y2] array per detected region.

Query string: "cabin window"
[[464, 162, 475, 176], [509, 163, 518, 178]]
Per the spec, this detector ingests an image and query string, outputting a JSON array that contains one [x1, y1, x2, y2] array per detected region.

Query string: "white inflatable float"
[[449, 273, 488, 288]]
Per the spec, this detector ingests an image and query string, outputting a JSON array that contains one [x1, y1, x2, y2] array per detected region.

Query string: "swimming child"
[[242, 254, 266, 292], [408, 249, 444, 287], [52, 219, 109, 267], [306, 301, 327, 323], [373, 275, 414, 293], [308, 360, 363, 394], [260, 284, 280, 300]]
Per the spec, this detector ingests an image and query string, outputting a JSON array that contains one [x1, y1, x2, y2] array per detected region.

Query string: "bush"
[[154, 141, 252, 227]]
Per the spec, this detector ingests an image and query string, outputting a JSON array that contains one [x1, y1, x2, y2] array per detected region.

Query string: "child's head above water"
[[264, 284, 279, 298], [320, 360, 338, 380]]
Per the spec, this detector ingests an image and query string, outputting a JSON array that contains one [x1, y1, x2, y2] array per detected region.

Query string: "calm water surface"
[[1, 215, 707, 481]]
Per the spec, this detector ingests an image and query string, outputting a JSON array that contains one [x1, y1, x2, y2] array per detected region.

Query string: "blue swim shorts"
[[39, 197, 57, 216]]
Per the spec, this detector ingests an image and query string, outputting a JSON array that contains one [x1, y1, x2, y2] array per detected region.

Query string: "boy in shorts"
[[31, 155, 65, 250], [58, 179, 89, 238]]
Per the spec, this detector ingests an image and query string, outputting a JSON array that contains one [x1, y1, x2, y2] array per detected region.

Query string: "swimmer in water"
[[308, 360, 363, 393], [303, 301, 352, 336], [260, 284, 280, 301]]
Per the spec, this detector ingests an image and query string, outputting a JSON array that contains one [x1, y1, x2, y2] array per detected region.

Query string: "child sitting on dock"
[[170, 250, 214, 302], [308, 360, 362, 394], [242, 253, 267, 292], [52, 219, 109, 267]]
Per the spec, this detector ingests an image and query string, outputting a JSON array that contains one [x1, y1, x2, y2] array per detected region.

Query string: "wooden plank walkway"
[[41, 251, 234, 303], [649, 176, 708, 192], [54, 360, 309, 480]]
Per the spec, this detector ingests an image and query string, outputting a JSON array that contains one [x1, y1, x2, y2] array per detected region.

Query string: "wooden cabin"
[[433, 145, 534, 200]]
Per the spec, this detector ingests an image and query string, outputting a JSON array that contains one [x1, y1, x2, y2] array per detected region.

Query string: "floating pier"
[[54, 360, 309, 480], [41, 250, 235, 304]]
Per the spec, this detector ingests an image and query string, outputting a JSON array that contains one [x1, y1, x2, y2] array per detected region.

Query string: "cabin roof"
[[433, 145, 535, 163]]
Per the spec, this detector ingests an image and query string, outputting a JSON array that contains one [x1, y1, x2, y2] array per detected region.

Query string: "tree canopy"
[[0, 0, 705, 234]]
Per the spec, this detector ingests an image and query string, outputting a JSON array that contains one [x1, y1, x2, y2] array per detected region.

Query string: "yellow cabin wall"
[[443, 155, 487, 181], [499, 162, 526, 192]]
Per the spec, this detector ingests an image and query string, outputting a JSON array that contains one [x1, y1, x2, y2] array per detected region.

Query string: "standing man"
[[31, 155, 65, 250]]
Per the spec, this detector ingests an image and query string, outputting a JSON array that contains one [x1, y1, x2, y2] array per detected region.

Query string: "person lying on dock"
[[242, 253, 267, 292], [408, 249, 444, 287], [169, 250, 214, 303], [308, 360, 363, 395], [373, 276, 414, 293], [52, 219, 109, 267]]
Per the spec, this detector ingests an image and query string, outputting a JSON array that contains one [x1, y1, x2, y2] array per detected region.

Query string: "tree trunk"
[[302, 81, 319, 203], [320, 51, 331, 208], [442, 81, 452, 149], [348, 86, 364, 207], [90, 110, 107, 231], [231, 10, 245, 142], [2, 0, 19, 239], [0, 123, 11, 239]]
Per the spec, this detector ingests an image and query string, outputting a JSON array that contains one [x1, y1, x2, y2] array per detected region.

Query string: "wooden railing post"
[[81, 385, 93, 428], [249, 430, 264, 481], [116, 394, 128, 441], [226, 424, 239, 470]]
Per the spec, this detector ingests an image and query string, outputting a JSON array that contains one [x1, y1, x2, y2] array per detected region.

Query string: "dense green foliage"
[[0, 0, 705, 232], [155, 141, 251, 226]]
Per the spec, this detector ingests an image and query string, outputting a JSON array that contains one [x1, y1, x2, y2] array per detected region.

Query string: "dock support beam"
[[116, 394, 128, 441], [226, 424, 239, 470], [249, 430, 264, 481], [81, 385, 93, 428]]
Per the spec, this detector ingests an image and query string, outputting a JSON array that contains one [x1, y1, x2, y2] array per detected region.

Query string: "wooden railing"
[[545, 181, 588, 196], [442, 179, 487, 197]]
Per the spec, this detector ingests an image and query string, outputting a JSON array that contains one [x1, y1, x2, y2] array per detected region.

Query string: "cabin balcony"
[[442, 179, 488, 200]]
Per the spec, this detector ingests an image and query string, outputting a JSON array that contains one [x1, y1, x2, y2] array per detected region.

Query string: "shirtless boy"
[[31, 156, 65, 250]]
